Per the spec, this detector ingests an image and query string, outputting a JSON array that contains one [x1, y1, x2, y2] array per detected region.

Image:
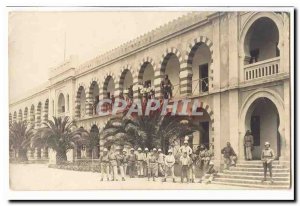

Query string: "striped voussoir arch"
[[18, 109, 23, 122], [157, 47, 183, 97], [133, 57, 157, 98], [42, 99, 49, 125], [86, 78, 100, 116], [182, 36, 214, 94], [99, 72, 117, 99], [75, 83, 87, 118], [116, 64, 135, 96], [98, 119, 109, 156], [36, 102, 42, 128]]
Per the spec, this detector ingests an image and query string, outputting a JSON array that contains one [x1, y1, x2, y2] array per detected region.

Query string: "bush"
[[48, 159, 101, 173]]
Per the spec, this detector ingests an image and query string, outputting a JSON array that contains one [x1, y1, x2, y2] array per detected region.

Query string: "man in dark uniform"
[[128, 148, 137, 178]]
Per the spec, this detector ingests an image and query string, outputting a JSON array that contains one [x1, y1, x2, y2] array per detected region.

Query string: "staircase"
[[212, 160, 291, 189]]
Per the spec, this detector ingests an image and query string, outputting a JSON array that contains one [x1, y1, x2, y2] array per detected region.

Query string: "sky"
[[8, 11, 189, 101]]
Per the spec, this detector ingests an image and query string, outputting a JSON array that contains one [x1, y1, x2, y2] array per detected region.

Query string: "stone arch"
[[90, 123, 100, 158], [9, 113, 12, 124], [158, 47, 183, 73], [197, 101, 215, 132], [183, 36, 214, 94], [137, 57, 157, 84], [13, 111, 17, 123], [75, 85, 86, 118], [43, 99, 49, 124], [239, 12, 284, 64], [24, 107, 28, 122], [57, 93, 66, 115], [117, 65, 135, 87], [239, 88, 285, 160], [29, 104, 35, 127], [100, 73, 116, 99], [36, 102, 42, 128], [18, 109, 23, 122], [157, 47, 183, 97], [87, 79, 100, 116]]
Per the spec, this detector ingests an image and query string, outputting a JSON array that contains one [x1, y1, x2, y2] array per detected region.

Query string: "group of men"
[[99, 139, 218, 184]]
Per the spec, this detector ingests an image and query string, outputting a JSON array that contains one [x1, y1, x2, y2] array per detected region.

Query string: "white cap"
[[153, 148, 157, 151], [123, 148, 127, 152], [184, 136, 189, 141], [265, 142, 270, 146], [158, 148, 162, 152], [145, 148, 149, 151], [168, 149, 172, 153], [209, 161, 214, 165], [130, 148, 134, 151], [115, 146, 120, 150], [184, 140, 188, 144], [138, 147, 142, 151], [103, 148, 108, 152]]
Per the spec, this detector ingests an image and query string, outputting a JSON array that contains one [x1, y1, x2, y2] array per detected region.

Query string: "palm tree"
[[32, 116, 88, 165], [101, 111, 196, 152], [9, 121, 33, 161]]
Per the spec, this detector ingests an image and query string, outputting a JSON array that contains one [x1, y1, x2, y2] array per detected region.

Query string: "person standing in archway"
[[244, 130, 254, 160], [261, 142, 275, 183]]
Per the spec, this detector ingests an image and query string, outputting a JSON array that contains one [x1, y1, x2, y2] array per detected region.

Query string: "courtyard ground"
[[9, 163, 245, 190]]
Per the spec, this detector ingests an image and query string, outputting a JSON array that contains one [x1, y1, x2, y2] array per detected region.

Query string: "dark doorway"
[[199, 121, 209, 148], [199, 64, 209, 92], [251, 115, 260, 146]]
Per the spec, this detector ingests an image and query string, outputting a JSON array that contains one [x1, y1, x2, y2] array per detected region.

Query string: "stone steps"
[[213, 177, 290, 185], [228, 167, 289, 172], [212, 160, 290, 189], [222, 170, 290, 177], [218, 173, 290, 181], [211, 181, 290, 189]]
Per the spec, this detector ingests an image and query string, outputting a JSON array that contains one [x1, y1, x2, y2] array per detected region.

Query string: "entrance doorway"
[[245, 97, 280, 160]]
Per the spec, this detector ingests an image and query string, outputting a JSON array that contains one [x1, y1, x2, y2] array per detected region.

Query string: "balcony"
[[244, 57, 280, 81], [191, 77, 209, 96]]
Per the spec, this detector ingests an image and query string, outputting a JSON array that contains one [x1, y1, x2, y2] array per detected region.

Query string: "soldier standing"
[[261, 142, 275, 183], [143, 148, 149, 177], [100, 148, 110, 181], [244, 130, 254, 160], [180, 151, 190, 183], [109, 147, 118, 181], [136, 147, 144, 178], [189, 151, 198, 183], [157, 148, 165, 176], [147, 149, 158, 181], [128, 148, 137, 178], [179, 140, 193, 156], [116, 147, 127, 181], [163, 149, 176, 183]]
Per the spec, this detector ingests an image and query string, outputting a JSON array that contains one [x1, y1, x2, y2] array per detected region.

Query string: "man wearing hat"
[[179, 139, 193, 156], [162, 149, 176, 183], [143, 148, 150, 177], [116, 147, 128, 181], [157, 148, 165, 176], [199, 161, 218, 184], [244, 130, 254, 160], [180, 151, 191, 183], [100, 148, 110, 181], [109, 147, 119, 181], [147, 148, 158, 181], [128, 148, 137, 178], [136, 147, 144, 178], [221, 142, 237, 170], [261, 142, 275, 183]]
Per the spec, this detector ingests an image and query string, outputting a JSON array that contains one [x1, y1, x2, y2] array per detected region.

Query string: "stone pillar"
[[42, 147, 49, 159], [179, 65, 192, 96], [85, 89, 94, 116], [213, 93, 222, 169], [154, 67, 163, 99], [34, 147, 41, 159]]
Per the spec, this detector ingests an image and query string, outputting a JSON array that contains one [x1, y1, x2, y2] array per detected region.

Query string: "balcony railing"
[[244, 57, 280, 81], [192, 77, 209, 95]]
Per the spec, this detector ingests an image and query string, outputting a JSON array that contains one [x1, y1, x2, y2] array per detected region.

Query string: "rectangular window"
[[199, 63, 209, 92]]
